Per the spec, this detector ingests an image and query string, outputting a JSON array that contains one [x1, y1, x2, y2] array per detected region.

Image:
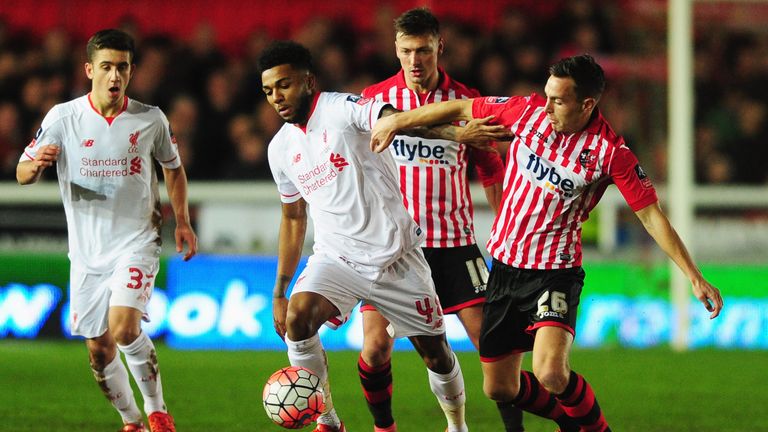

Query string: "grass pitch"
[[0, 341, 764, 431]]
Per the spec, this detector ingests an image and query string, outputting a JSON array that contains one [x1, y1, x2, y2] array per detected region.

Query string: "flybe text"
[[391, 139, 446, 163], [526, 154, 575, 195]]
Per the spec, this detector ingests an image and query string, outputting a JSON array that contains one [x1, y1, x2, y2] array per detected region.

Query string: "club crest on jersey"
[[634, 164, 652, 188], [579, 149, 598, 170], [330, 153, 349, 171], [346, 95, 371, 106], [485, 96, 509, 104], [128, 130, 140, 153]]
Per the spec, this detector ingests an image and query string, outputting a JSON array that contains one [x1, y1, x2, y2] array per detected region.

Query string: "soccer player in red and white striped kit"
[[371, 54, 724, 432], [357, 8, 573, 432]]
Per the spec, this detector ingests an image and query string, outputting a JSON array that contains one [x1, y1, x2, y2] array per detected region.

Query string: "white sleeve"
[[341, 94, 389, 132], [267, 136, 301, 203], [20, 105, 64, 162], [152, 110, 181, 169]]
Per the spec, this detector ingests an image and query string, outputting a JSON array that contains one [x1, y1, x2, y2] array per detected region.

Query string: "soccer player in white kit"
[[260, 40, 512, 432], [371, 54, 725, 432], [16, 29, 196, 432]]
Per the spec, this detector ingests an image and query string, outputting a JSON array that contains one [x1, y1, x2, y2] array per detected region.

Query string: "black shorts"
[[422, 244, 487, 313], [478, 260, 584, 361]]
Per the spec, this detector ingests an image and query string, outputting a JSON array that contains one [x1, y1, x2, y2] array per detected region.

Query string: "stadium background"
[[1, 1, 767, 431]]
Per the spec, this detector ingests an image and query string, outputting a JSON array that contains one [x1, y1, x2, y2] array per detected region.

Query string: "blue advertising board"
[[1, 255, 767, 350]]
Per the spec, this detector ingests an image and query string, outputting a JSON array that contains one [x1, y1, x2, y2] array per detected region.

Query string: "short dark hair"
[[258, 40, 315, 74], [86, 29, 135, 63], [394, 7, 440, 37], [549, 54, 606, 101]]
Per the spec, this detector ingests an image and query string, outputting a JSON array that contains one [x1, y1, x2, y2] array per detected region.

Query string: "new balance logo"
[[330, 153, 348, 171], [82, 139, 94, 147]]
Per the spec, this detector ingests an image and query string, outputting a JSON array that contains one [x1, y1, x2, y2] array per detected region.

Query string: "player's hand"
[[457, 116, 513, 152], [692, 278, 723, 319], [33, 145, 60, 169], [175, 221, 197, 261], [370, 114, 399, 153], [272, 296, 289, 340]]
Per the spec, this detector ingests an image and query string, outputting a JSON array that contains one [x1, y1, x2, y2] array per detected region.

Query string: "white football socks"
[[286, 334, 341, 428], [92, 354, 143, 424], [427, 351, 468, 432], [118, 332, 167, 415]]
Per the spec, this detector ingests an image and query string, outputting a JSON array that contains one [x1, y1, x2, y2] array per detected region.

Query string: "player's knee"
[[409, 334, 454, 373], [111, 325, 141, 346], [535, 369, 569, 395], [285, 314, 313, 341], [483, 379, 518, 402], [88, 344, 116, 370], [361, 337, 393, 367], [285, 295, 328, 341], [285, 306, 320, 341], [421, 353, 449, 373], [420, 348, 454, 373]]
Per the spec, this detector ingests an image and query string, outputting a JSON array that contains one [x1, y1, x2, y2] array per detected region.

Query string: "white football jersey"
[[268, 92, 424, 270], [21, 95, 181, 273]]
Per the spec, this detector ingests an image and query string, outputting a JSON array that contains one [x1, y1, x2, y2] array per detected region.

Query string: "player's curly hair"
[[549, 54, 606, 101], [394, 7, 440, 37], [258, 40, 315, 74], [86, 29, 135, 63]]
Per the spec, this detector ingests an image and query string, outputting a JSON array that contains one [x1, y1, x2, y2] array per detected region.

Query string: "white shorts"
[[292, 248, 445, 338], [69, 251, 159, 338]]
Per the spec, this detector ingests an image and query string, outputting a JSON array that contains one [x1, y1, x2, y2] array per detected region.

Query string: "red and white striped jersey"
[[362, 69, 504, 248], [473, 94, 658, 269]]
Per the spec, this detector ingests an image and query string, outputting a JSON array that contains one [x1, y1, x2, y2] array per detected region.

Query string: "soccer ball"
[[262, 366, 325, 429]]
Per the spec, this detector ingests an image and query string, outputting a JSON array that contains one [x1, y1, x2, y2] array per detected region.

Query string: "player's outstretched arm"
[[401, 116, 512, 154], [635, 202, 724, 318], [371, 99, 475, 153], [163, 165, 197, 261], [17, 144, 60, 185], [452, 116, 512, 152], [273, 199, 308, 340]]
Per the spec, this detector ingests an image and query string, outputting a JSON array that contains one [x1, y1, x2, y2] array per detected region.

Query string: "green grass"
[[0, 341, 765, 431]]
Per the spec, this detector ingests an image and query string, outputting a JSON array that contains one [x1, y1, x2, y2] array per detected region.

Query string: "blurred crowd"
[[0, 0, 767, 184]]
